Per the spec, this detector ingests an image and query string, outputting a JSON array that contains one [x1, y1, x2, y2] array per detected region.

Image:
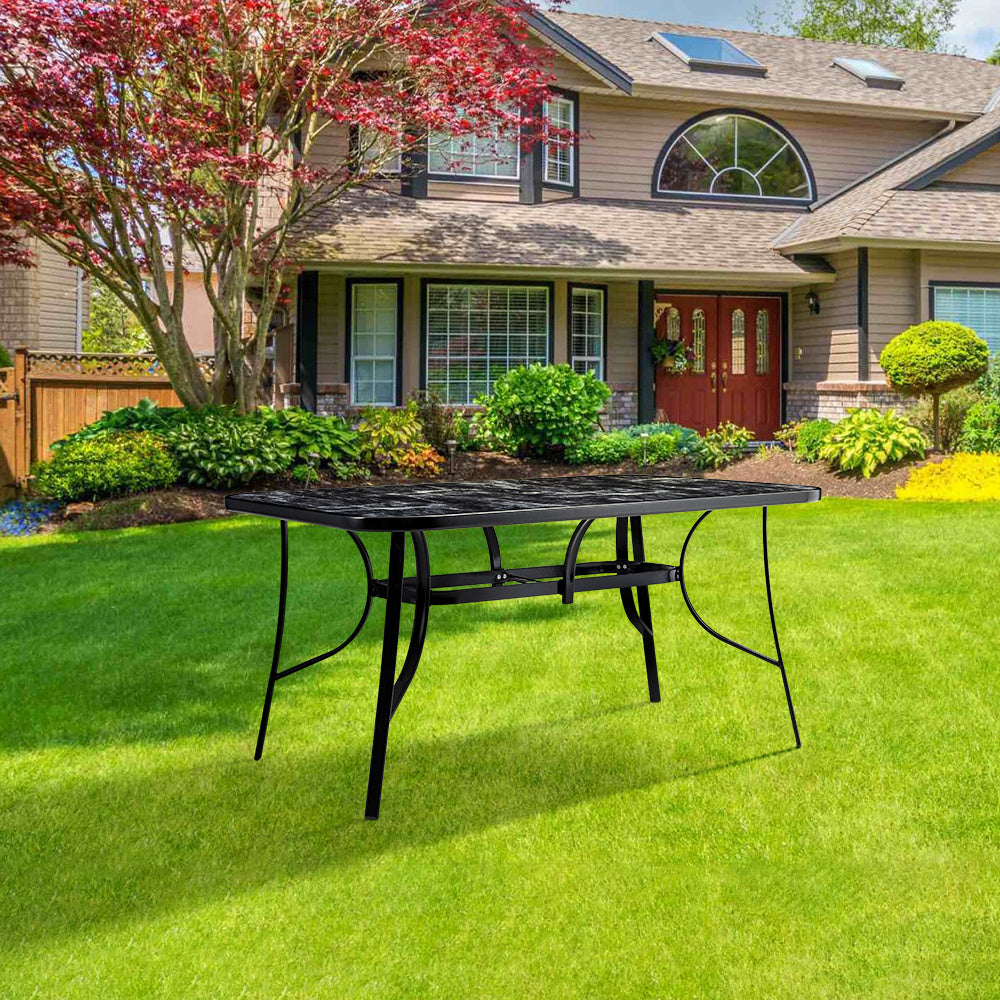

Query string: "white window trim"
[[656, 112, 813, 203], [350, 282, 399, 407], [543, 96, 575, 188], [570, 286, 605, 380], [425, 283, 551, 405]]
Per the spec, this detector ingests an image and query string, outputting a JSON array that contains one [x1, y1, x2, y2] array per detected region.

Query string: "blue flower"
[[0, 499, 60, 537]]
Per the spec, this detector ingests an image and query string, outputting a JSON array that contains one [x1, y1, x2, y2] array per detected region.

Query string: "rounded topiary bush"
[[880, 321, 988, 448], [474, 364, 610, 458], [32, 431, 179, 502]]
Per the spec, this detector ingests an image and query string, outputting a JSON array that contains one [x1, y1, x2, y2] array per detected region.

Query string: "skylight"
[[833, 56, 904, 90], [653, 32, 766, 76]]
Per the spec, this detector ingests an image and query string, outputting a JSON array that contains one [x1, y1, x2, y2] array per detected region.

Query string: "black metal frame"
[[253, 508, 801, 820]]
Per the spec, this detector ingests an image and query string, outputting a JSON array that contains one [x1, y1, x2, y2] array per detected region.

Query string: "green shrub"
[[911, 386, 981, 453], [474, 364, 610, 458], [356, 403, 424, 470], [691, 423, 753, 470], [880, 322, 989, 448], [255, 407, 361, 472], [164, 413, 293, 487], [631, 432, 680, 466], [53, 397, 192, 450], [974, 356, 1000, 401], [411, 390, 466, 453], [795, 419, 835, 462], [958, 400, 1000, 454], [32, 431, 179, 502], [620, 421, 701, 455], [0, 342, 11, 368], [565, 432, 633, 466], [819, 408, 925, 478]]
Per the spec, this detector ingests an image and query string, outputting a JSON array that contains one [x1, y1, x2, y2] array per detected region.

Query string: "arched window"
[[654, 111, 813, 203]]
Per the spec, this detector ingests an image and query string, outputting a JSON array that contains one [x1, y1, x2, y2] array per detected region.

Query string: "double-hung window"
[[428, 112, 519, 179], [570, 287, 605, 379], [356, 127, 401, 175], [933, 285, 1000, 356], [426, 284, 550, 404], [350, 282, 399, 406], [543, 96, 574, 187]]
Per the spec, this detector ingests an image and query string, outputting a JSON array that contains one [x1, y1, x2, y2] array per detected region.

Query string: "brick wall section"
[[785, 380, 911, 422], [605, 385, 637, 429]]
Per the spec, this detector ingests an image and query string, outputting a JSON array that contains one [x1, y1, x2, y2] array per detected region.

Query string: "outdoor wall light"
[[807, 291, 821, 315]]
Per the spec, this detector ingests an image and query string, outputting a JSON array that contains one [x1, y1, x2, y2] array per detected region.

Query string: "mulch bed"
[[51, 447, 940, 533]]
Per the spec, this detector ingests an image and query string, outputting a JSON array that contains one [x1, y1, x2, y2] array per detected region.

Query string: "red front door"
[[653, 293, 782, 439]]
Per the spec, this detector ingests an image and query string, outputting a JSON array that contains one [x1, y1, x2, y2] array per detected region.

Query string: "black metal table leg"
[[678, 507, 801, 748], [630, 516, 660, 703], [255, 520, 288, 760], [365, 531, 406, 820]]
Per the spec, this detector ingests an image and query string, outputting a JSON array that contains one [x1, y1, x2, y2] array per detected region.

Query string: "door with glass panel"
[[653, 294, 718, 434], [718, 296, 781, 440]]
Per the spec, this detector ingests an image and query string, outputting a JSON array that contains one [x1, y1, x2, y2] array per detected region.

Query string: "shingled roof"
[[775, 109, 1000, 250], [292, 187, 834, 283], [541, 11, 1000, 118]]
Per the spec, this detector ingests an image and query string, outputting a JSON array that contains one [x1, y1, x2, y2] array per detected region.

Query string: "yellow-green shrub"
[[896, 454, 1000, 501]]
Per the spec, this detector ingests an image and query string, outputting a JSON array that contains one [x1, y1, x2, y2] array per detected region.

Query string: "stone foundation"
[[605, 385, 638, 429], [784, 380, 909, 422]]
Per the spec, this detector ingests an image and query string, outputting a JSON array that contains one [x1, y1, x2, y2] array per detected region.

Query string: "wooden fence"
[[0, 348, 213, 499]]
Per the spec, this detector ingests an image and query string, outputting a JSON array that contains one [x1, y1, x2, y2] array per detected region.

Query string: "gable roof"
[[775, 109, 1000, 249], [540, 11, 1000, 118], [291, 187, 834, 284]]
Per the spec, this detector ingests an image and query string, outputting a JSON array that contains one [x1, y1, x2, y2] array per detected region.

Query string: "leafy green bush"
[[911, 386, 981, 453], [164, 413, 293, 487], [0, 342, 11, 368], [620, 421, 701, 455], [474, 364, 610, 458], [819, 408, 925, 478], [795, 419, 835, 462], [958, 400, 1000, 454], [53, 397, 193, 449], [565, 431, 632, 466], [631, 432, 680, 466], [255, 407, 361, 473], [691, 423, 753, 470], [33, 432, 179, 501], [880, 322, 989, 448], [974, 356, 1000, 402], [357, 403, 424, 470]]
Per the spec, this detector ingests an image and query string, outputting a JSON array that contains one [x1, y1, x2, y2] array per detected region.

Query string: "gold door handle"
[[721, 372, 728, 392], [710, 372, 717, 392]]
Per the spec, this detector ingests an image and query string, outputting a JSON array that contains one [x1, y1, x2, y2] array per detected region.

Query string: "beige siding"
[[937, 143, 1000, 185], [552, 279, 568, 364], [918, 250, 1000, 322], [868, 248, 919, 375], [317, 272, 345, 385], [577, 94, 940, 201], [402, 275, 420, 397], [426, 180, 519, 202], [35, 244, 83, 351], [306, 121, 350, 169], [539, 43, 614, 93], [606, 280, 638, 387], [790, 250, 858, 381]]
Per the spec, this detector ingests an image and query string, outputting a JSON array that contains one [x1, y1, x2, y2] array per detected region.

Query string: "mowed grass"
[[1, 498, 999, 999]]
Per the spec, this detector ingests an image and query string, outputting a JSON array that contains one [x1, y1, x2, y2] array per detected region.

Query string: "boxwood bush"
[[33, 432, 179, 501], [474, 364, 610, 458]]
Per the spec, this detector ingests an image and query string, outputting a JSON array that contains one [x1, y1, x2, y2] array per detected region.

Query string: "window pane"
[[352, 283, 397, 406], [426, 284, 549, 403], [692, 309, 706, 373], [544, 97, 574, 186], [731, 309, 745, 374], [756, 309, 770, 374], [658, 113, 811, 201], [429, 107, 520, 180], [667, 307, 680, 340], [934, 286, 1000, 356], [570, 288, 604, 381]]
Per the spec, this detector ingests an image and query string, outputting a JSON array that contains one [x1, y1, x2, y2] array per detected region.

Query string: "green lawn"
[[2, 499, 999, 998]]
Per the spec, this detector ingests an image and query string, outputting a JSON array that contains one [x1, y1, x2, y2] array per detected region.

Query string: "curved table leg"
[[561, 519, 595, 605], [254, 523, 375, 761], [616, 516, 660, 702], [366, 530, 432, 820], [678, 508, 801, 748]]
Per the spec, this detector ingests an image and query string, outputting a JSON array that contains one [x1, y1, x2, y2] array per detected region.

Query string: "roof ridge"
[[549, 10, 995, 65]]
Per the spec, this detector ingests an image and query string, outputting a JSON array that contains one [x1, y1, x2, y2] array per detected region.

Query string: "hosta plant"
[[819, 408, 925, 478]]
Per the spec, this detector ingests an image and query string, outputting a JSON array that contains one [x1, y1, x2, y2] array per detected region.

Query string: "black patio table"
[[226, 474, 821, 819]]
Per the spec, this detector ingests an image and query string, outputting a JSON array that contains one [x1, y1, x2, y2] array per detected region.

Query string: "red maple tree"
[[0, 0, 567, 409]]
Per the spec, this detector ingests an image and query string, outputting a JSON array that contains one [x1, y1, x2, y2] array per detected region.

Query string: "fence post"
[[14, 347, 28, 485]]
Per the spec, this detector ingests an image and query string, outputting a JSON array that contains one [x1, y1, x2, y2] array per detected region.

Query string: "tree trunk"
[[932, 393, 941, 452]]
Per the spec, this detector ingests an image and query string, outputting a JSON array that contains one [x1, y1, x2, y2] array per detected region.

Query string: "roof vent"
[[652, 32, 767, 77], [833, 57, 904, 90]]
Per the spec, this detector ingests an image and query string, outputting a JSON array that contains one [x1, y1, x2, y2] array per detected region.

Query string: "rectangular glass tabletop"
[[226, 474, 821, 532]]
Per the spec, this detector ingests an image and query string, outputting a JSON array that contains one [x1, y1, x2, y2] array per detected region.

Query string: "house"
[[0, 239, 89, 356], [281, 11, 1000, 437]]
